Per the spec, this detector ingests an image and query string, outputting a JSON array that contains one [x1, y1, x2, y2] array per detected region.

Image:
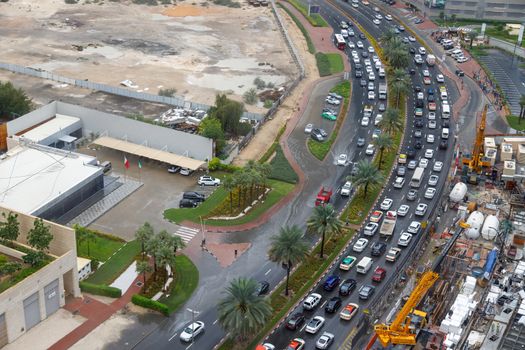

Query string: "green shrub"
[[213, 0, 241, 7], [259, 124, 287, 163], [132, 294, 169, 316], [158, 88, 177, 97], [79, 281, 122, 298], [269, 145, 298, 184], [237, 122, 253, 136], [286, 0, 328, 27], [208, 157, 241, 172]]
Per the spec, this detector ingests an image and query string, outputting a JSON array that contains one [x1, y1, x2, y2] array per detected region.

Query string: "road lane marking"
[[213, 319, 218, 325], [168, 333, 178, 342], [265, 268, 272, 276], [320, 300, 328, 308], [186, 343, 194, 350]]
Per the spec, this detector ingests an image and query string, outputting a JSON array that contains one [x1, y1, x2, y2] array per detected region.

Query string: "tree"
[[307, 204, 342, 259], [136, 260, 152, 289], [155, 245, 176, 283], [27, 218, 53, 252], [208, 94, 244, 136], [243, 88, 258, 105], [439, 11, 445, 21], [389, 47, 410, 70], [83, 230, 97, 257], [379, 108, 403, 135], [199, 117, 226, 154], [0, 211, 20, 243], [168, 234, 186, 254], [268, 225, 309, 296], [135, 222, 155, 259], [0, 262, 21, 276], [223, 175, 236, 214], [467, 30, 478, 48], [350, 160, 384, 197], [373, 134, 394, 170], [450, 14, 457, 24], [0, 81, 32, 119], [217, 277, 272, 341], [145, 236, 162, 275], [23, 251, 46, 267], [391, 69, 411, 107], [519, 94, 525, 122], [381, 29, 397, 46]]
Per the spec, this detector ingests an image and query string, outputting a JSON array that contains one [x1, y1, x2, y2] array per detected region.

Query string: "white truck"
[[378, 83, 387, 100], [426, 54, 436, 66], [379, 210, 397, 237]]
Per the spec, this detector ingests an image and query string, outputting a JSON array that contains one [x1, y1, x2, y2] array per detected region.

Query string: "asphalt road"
[[262, 1, 458, 349]]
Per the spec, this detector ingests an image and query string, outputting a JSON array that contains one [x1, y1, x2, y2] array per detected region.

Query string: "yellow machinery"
[[462, 104, 491, 173], [374, 271, 440, 346]]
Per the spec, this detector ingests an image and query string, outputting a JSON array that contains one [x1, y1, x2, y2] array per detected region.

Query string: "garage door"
[[44, 279, 60, 317], [23, 292, 41, 331], [0, 314, 7, 347]]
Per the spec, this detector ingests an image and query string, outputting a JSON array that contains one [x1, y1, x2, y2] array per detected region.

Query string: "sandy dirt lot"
[[0, 0, 298, 109]]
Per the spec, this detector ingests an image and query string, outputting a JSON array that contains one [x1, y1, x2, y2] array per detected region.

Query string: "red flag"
[[124, 156, 130, 169]]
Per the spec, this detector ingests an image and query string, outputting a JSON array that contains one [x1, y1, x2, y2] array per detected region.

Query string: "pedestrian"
[[234, 249, 238, 258], [201, 238, 206, 250], [322, 37, 324, 41]]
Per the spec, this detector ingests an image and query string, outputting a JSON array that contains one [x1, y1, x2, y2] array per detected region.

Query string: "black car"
[[359, 285, 376, 300], [311, 129, 325, 142], [405, 147, 416, 159], [414, 141, 422, 149], [179, 199, 198, 208], [285, 313, 305, 330], [397, 166, 406, 176], [361, 51, 369, 58], [183, 191, 206, 202], [414, 119, 424, 128], [409, 47, 416, 54], [355, 70, 363, 78], [256, 281, 270, 295], [325, 297, 342, 313], [439, 140, 448, 149], [415, 99, 424, 108], [407, 189, 418, 201], [359, 33, 366, 40], [456, 69, 465, 77], [409, 68, 416, 75], [427, 94, 435, 102], [357, 137, 366, 147], [339, 279, 357, 296], [371, 241, 387, 256], [414, 85, 422, 92], [414, 130, 422, 138], [397, 25, 405, 32], [442, 120, 450, 128]]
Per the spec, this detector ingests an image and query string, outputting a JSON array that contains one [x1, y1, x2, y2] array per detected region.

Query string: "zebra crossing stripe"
[[173, 226, 200, 243]]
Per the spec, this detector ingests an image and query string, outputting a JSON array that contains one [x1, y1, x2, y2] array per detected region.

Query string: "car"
[[323, 275, 341, 291], [321, 112, 336, 121], [326, 98, 340, 106], [397, 166, 406, 176], [365, 144, 375, 155], [353, 238, 369, 252], [456, 69, 465, 76], [368, 91, 376, 100], [303, 293, 322, 310], [398, 153, 407, 164], [368, 46, 375, 53], [415, 203, 428, 216], [372, 129, 381, 139], [360, 79, 367, 87], [348, 41, 356, 49], [256, 281, 270, 295], [423, 76, 431, 85], [322, 107, 336, 114], [397, 25, 405, 31], [337, 154, 348, 166], [369, 72, 376, 81], [414, 55, 424, 64], [359, 32, 366, 40], [386, 247, 402, 262], [428, 112, 436, 120], [286, 313, 306, 330], [458, 56, 469, 63], [427, 94, 435, 102], [168, 165, 181, 173], [352, 2, 358, 7], [407, 189, 418, 201], [286, 338, 306, 350], [373, 19, 381, 25], [418, 47, 426, 55], [180, 321, 205, 342], [340, 181, 353, 197], [414, 119, 424, 128], [355, 69, 362, 78], [348, 30, 355, 36], [339, 279, 357, 296], [305, 123, 314, 133], [183, 191, 206, 202], [351, 163, 359, 176], [372, 266, 387, 282], [378, 102, 386, 111], [311, 129, 326, 142], [409, 47, 416, 54], [428, 174, 439, 186], [180, 167, 193, 176], [422, 69, 430, 77], [402, 37, 409, 44], [407, 160, 417, 170], [425, 187, 436, 199], [325, 296, 342, 313], [398, 232, 413, 247], [397, 204, 410, 216], [357, 41, 364, 49], [367, 82, 374, 91], [340, 21, 349, 29], [380, 198, 393, 210], [419, 158, 429, 168], [393, 176, 405, 189], [439, 139, 448, 149], [414, 141, 422, 150], [339, 255, 357, 270], [442, 119, 450, 128], [361, 116, 370, 126], [428, 102, 437, 111], [407, 221, 421, 234], [385, 14, 392, 21], [371, 241, 387, 256], [359, 284, 376, 300], [364, 222, 379, 236], [370, 210, 383, 223], [408, 36, 416, 42], [305, 316, 325, 334], [406, 148, 416, 159], [435, 74, 445, 84], [414, 130, 422, 138], [414, 85, 422, 93], [374, 114, 383, 126], [433, 161, 443, 172], [361, 51, 369, 58], [357, 137, 366, 147], [179, 198, 198, 208], [258, 343, 275, 350], [340, 303, 359, 321], [365, 65, 373, 74], [424, 149, 434, 159], [427, 134, 435, 143], [198, 175, 221, 186], [315, 332, 334, 350], [328, 92, 342, 100], [415, 18, 424, 24]]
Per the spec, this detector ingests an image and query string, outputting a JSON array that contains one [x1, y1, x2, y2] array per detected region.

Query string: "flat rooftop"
[[0, 144, 100, 214], [20, 114, 80, 143]]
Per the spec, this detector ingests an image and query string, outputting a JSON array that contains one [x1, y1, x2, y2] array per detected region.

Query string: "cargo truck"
[[379, 210, 397, 237], [378, 83, 387, 100]]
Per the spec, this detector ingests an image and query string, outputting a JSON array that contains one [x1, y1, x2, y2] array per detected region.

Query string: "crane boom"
[[462, 104, 488, 173]]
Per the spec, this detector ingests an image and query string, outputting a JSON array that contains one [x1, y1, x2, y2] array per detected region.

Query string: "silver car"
[[316, 332, 335, 349], [305, 316, 325, 334], [179, 321, 205, 342]]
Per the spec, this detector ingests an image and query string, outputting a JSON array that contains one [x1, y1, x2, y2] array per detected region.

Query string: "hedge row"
[[277, 3, 316, 54], [259, 124, 287, 163], [131, 294, 169, 316], [79, 281, 122, 298]]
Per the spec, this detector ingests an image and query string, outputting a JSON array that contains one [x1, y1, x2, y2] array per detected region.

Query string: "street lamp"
[[186, 308, 200, 343]]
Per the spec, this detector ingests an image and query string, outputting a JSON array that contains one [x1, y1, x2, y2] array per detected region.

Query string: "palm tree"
[[268, 226, 309, 296], [217, 277, 273, 341], [135, 222, 154, 259], [373, 134, 394, 170], [391, 68, 411, 107], [145, 236, 162, 275], [389, 47, 410, 70], [307, 204, 342, 259], [156, 245, 176, 283], [467, 30, 478, 48], [84, 231, 97, 257], [258, 162, 272, 198], [379, 108, 403, 135], [169, 235, 186, 254], [349, 160, 384, 197], [223, 175, 236, 214], [519, 94, 525, 122], [381, 29, 397, 46], [136, 260, 152, 289]]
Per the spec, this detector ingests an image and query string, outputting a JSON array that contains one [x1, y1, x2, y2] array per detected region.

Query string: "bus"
[[334, 34, 346, 50], [410, 167, 425, 188]]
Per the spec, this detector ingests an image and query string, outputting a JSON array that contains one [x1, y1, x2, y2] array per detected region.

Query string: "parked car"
[[311, 129, 326, 142], [180, 168, 193, 176], [168, 165, 181, 173], [183, 191, 206, 202], [179, 199, 198, 208], [198, 175, 221, 186], [305, 123, 314, 134]]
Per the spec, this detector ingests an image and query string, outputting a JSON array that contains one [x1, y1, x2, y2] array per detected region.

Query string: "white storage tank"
[[450, 182, 468, 203], [465, 211, 484, 239], [481, 215, 499, 240]]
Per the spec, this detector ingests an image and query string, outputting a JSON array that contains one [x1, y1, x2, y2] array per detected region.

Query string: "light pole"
[[186, 308, 200, 343]]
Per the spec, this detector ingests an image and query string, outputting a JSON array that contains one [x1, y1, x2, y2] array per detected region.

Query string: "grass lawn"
[[86, 240, 141, 285], [269, 145, 298, 184], [507, 115, 525, 131], [287, 0, 328, 27], [77, 236, 124, 262], [315, 52, 344, 77], [164, 179, 295, 226], [159, 255, 199, 313]]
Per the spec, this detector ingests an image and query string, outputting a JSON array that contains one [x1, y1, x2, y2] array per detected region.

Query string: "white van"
[[450, 48, 462, 57], [356, 256, 373, 274], [442, 128, 450, 139], [379, 67, 385, 78], [442, 104, 450, 119], [441, 90, 448, 100]]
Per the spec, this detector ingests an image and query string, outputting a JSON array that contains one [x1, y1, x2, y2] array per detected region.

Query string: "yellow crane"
[[462, 104, 490, 173]]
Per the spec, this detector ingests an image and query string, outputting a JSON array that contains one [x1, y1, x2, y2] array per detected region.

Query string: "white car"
[[424, 187, 436, 199], [457, 56, 469, 63], [424, 149, 434, 159], [351, 50, 358, 58], [326, 97, 340, 105], [436, 74, 445, 83], [369, 72, 376, 81], [423, 70, 430, 77], [407, 221, 421, 234], [408, 36, 416, 42], [373, 19, 381, 25], [341, 181, 353, 196], [348, 41, 356, 48], [305, 316, 325, 334], [419, 158, 429, 168], [353, 238, 369, 252], [361, 116, 370, 126], [415, 203, 428, 216], [260, 343, 275, 350], [305, 123, 314, 134], [368, 82, 375, 91], [380, 198, 393, 210], [393, 176, 405, 188], [368, 46, 375, 53], [340, 21, 349, 29], [427, 134, 435, 143], [398, 232, 413, 247], [352, 2, 359, 7], [180, 321, 205, 342], [364, 222, 379, 236], [368, 91, 376, 100], [428, 175, 439, 186], [366, 65, 373, 74], [428, 120, 437, 129], [365, 144, 375, 155], [385, 14, 392, 21], [364, 58, 372, 66], [337, 154, 348, 166], [357, 41, 364, 49], [433, 161, 443, 172], [376, 14, 383, 20], [316, 332, 335, 350], [418, 47, 426, 55], [198, 175, 221, 186], [397, 204, 410, 217], [303, 293, 322, 310], [428, 112, 436, 120], [374, 114, 383, 125]]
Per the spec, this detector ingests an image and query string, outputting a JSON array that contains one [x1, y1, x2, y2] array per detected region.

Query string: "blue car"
[[323, 275, 341, 291], [427, 87, 435, 95]]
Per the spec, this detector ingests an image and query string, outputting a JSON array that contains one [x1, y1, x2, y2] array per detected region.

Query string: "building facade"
[[444, 0, 525, 22]]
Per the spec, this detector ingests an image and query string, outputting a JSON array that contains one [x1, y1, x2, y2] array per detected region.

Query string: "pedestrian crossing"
[[173, 226, 200, 243]]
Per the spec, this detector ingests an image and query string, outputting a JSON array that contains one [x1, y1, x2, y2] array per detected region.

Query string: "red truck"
[[315, 187, 333, 206]]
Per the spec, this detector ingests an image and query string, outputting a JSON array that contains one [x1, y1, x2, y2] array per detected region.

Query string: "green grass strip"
[[85, 240, 141, 285], [158, 255, 199, 313], [277, 3, 316, 54], [506, 115, 525, 131], [315, 52, 344, 77], [77, 235, 124, 262], [286, 0, 328, 27]]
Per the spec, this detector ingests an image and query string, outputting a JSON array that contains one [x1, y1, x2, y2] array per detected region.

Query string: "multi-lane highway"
[[262, 1, 458, 349]]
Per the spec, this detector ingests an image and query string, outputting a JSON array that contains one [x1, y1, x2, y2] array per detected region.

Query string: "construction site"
[[368, 105, 525, 349]]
